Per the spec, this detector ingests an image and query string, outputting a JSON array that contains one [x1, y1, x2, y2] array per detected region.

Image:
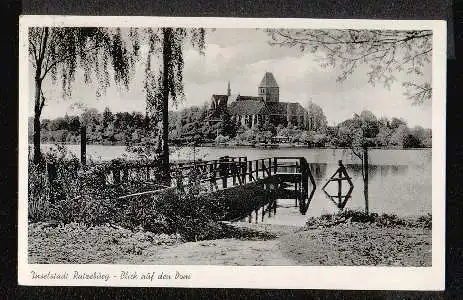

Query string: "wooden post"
[[232, 158, 237, 186], [220, 158, 228, 189], [80, 125, 86, 166], [268, 158, 272, 175], [273, 157, 278, 174], [294, 182, 298, 207], [255, 208, 258, 223], [209, 163, 214, 184], [255, 160, 259, 179], [248, 161, 253, 182], [242, 159, 246, 184], [261, 204, 265, 222], [274, 200, 277, 214], [363, 147, 369, 214], [338, 160, 343, 209], [268, 186, 272, 217]]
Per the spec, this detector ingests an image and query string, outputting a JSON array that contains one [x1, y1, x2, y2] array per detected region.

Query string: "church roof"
[[266, 102, 306, 115], [259, 72, 279, 88], [228, 100, 270, 115], [211, 94, 229, 105], [236, 95, 263, 101]]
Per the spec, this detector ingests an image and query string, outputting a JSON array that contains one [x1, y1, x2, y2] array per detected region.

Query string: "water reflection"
[[272, 160, 427, 217], [342, 164, 409, 182], [39, 144, 432, 217], [307, 163, 328, 181], [305, 163, 410, 185]]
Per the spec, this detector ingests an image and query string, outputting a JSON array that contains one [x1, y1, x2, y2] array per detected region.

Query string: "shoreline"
[[34, 142, 431, 151]]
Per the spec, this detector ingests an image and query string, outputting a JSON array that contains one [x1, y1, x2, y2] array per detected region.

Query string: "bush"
[[28, 162, 51, 222], [306, 209, 432, 229], [28, 145, 80, 222], [28, 149, 275, 242], [111, 168, 229, 241]]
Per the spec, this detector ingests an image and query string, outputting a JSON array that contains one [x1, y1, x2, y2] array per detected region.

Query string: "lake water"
[[39, 144, 432, 221]]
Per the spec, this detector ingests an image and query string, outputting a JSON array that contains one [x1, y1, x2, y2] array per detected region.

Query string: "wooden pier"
[[100, 156, 317, 222]]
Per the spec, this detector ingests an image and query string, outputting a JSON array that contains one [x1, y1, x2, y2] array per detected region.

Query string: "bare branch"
[[266, 29, 433, 103]]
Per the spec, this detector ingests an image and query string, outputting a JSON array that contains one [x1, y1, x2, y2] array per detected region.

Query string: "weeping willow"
[[29, 26, 206, 185], [29, 27, 138, 164]]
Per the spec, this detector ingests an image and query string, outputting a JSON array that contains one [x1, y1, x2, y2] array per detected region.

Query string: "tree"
[[391, 124, 410, 147], [144, 28, 206, 185], [390, 117, 407, 130], [30, 27, 207, 186], [344, 110, 380, 214], [29, 27, 138, 164], [266, 29, 432, 104], [219, 111, 239, 138], [305, 101, 327, 132], [102, 107, 114, 128], [375, 125, 393, 147]]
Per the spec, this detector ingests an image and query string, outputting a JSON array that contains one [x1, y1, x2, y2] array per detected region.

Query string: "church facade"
[[207, 72, 308, 128]]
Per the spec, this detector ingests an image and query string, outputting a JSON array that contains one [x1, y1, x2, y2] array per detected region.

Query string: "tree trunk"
[[33, 77, 42, 165], [160, 28, 172, 186], [32, 27, 49, 165], [363, 146, 369, 214]]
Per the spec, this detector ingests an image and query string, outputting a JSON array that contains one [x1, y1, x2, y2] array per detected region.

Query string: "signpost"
[[322, 160, 354, 210]]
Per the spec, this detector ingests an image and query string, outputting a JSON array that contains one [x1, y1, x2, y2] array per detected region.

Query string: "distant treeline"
[[29, 105, 431, 149]]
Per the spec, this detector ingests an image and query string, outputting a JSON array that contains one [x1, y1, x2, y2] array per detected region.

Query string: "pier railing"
[[67, 155, 316, 218], [171, 156, 311, 190]]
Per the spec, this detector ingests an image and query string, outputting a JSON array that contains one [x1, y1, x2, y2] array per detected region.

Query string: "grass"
[[305, 209, 432, 229]]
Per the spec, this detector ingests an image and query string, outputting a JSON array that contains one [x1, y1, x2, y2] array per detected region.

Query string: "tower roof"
[[259, 72, 279, 88]]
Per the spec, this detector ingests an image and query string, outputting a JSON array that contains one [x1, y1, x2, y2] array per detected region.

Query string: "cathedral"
[[207, 72, 308, 128]]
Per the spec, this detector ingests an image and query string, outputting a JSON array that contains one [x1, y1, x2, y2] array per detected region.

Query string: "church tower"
[[227, 81, 231, 96], [258, 72, 279, 103]]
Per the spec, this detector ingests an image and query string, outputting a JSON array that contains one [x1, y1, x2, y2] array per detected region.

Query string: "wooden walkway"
[[100, 156, 318, 222]]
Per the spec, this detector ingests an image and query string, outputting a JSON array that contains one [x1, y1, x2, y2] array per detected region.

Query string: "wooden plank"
[[329, 177, 352, 181]]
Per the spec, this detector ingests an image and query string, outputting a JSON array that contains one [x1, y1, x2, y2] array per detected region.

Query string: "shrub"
[[110, 167, 229, 241], [416, 213, 432, 229], [28, 149, 274, 242], [305, 209, 432, 229], [28, 161, 51, 222], [28, 145, 80, 222]]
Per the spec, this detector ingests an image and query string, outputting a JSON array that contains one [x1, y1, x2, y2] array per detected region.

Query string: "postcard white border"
[[18, 15, 446, 290]]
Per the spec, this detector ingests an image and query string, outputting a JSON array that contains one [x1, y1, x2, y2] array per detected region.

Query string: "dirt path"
[[119, 223, 299, 265]]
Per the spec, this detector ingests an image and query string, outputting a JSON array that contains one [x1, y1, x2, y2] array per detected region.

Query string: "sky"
[[30, 28, 432, 128]]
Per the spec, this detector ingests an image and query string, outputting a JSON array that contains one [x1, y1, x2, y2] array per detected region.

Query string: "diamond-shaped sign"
[[321, 160, 354, 210], [298, 158, 316, 215]]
